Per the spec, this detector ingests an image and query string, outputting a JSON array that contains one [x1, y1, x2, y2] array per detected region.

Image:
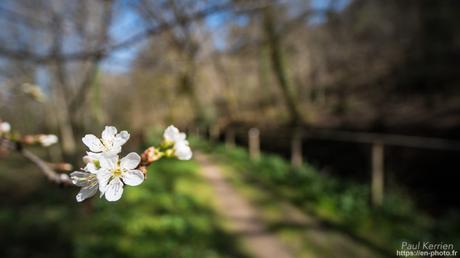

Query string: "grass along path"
[[196, 152, 385, 258], [197, 153, 296, 258], [74, 157, 253, 258]]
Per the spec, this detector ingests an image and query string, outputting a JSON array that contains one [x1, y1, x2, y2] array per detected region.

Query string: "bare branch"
[[69, 0, 114, 112], [0, 137, 74, 186], [0, 1, 272, 64], [21, 149, 73, 185], [0, 5, 49, 29]]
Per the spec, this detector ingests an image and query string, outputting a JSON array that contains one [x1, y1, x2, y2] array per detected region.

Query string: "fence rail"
[[304, 129, 460, 151], [196, 125, 460, 208]]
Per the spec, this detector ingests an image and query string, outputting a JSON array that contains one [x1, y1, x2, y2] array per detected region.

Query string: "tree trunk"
[[53, 77, 77, 157], [51, 15, 77, 157], [263, 7, 302, 125]]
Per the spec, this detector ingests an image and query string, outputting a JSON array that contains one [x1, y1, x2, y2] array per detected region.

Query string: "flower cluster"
[[0, 120, 58, 147], [71, 125, 192, 202], [38, 134, 59, 147], [22, 83, 47, 103], [162, 125, 193, 160], [20, 134, 59, 147], [0, 121, 11, 135]]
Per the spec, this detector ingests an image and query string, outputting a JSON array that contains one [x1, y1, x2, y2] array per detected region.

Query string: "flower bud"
[[59, 173, 70, 182], [48, 162, 73, 171], [0, 122, 11, 134], [22, 83, 47, 103], [139, 166, 148, 176], [141, 147, 161, 166], [21, 135, 36, 144], [38, 134, 58, 147]]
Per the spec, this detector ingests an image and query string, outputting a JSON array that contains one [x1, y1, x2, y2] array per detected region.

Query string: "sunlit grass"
[[192, 137, 460, 256], [0, 153, 77, 258], [74, 158, 249, 258], [0, 137, 249, 258]]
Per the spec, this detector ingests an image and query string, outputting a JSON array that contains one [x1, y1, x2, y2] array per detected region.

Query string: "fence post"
[[371, 142, 384, 207], [248, 128, 260, 160], [291, 128, 303, 167], [194, 127, 202, 138], [210, 125, 220, 142], [225, 128, 235, 147]]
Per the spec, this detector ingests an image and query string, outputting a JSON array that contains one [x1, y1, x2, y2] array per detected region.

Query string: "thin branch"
[[0, 137, 73, 186], [0, 5, 49, 29], [69, 0, 114, 112], [0, 3, 229, 63], [21, 149, 73, 185], [0, 1, 272, 64], [227, 7, 329, 54]]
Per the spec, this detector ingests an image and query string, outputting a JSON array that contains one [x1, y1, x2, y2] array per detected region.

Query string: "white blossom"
[[82, 126, 129, 156], [97, 153, 144, 202], [82, 152, 101, 171], [21, 83, 47, 102], [72, 125, 192, 203], [70, 171, 98, 202], [60, 173, 70, 182], [38, 134, 58, 147], [70, 155, 100, 202], [163, 125, 192, 160], [0, 122, 11, 134]]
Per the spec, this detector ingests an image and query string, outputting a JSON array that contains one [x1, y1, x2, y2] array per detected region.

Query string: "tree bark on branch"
[[0, 137, 73, 185]]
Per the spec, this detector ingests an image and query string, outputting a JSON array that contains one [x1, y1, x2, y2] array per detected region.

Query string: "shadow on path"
[[196, 152, 389, 258], [197, 153, 296, 258]]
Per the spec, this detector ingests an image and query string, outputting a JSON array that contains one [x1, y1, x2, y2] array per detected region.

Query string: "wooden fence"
[[195, 126, 460, 208]]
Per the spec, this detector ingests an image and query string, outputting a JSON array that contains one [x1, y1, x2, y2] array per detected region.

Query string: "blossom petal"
[[0, 122, 11, 133], [102, 126, 117, 141], [82, 155, 92, 164], [86, 152, 102, 160], [84, 163, 98, 174], [104, 178, 124, 202], [99, 155, 118, 170], [175, 142, 192, 160], [76, 182, 98, 202], [70, 171, 92, 187], [114, 131, 130, 147], [95, 168, 110, 191], [120, 152, 141, 170], [82, 134, 104, 152], [164, 125, 180, 142], [103, 145, 122, 157], [39, 134, 58, 147], [176, 132, 186, 142], [121, 169, 144, 186]]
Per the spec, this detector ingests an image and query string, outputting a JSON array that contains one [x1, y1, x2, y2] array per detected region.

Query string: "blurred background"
[[0, 0, 459, 257]]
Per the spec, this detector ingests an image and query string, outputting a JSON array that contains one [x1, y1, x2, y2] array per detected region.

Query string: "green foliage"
[[194, 138, 460, 254], [0, 145, 247, 258], [0, 155, 77, 258], [74, 159, 246, 258]]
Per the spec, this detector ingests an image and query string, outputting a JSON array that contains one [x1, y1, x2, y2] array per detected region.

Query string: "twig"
[[21, 149, 73, 185], [0, 137, 74, 186], [0, 1, 273, 64]]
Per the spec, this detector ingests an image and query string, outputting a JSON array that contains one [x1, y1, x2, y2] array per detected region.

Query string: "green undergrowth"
[[0, 141, 248, 258], [0, 151, 78, 258], [220, 165, 388, 258], [192, 138, 460, 256], [75, 158, 247, 258]]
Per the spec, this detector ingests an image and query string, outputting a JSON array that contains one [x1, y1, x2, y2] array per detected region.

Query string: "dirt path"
[[197, 153, 296, 258], [196, 153, 386, 258]]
